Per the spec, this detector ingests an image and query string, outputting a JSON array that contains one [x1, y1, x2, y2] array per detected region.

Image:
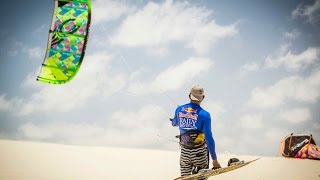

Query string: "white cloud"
[[108, 105, 165, 130], [238, 62, 260, 78], [111, 0, 238, 54], [0, 95, 13, 111], [127, 57, 213, 95], [92, 0, 136, 25], [292, 0, 320, 24], [278, 43, 291, 54], [0, 94, 22, 112], [8, 50, 18, 56], [248, 70, 320, 109], [265, 128, 289, 142], [19, 53, 127, 115], [103, 104, 176, 148], [264, 127, 291, 155], [7, 40, 43, 59], [313, 122, 320, 129], [217, 136, 235, 152], [7, 40, 23, 57], [33, 24, 47, 34], [19, 122, 107, 144], [20, 68, 43, 89], [146, 46, 169, 57], [23, 46, 42, 59], [283, 30, 300, 40], [265, 47, 320, 71], [279, 107, 311, 124], [248, 87, 284, 109], [18, 104, 175, 148], [239, 113, 263, 129], [204, 100, 226, 119]]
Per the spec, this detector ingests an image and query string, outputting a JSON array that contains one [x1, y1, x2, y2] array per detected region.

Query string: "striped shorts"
[[180, 145, 209, 176]]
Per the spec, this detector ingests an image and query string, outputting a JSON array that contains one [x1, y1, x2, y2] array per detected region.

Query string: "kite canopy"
[[280, 133, 320, 160], [37, 0, 91, 84]]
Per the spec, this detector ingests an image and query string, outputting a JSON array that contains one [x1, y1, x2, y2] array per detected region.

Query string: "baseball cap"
[[189, 85, 205, 102]]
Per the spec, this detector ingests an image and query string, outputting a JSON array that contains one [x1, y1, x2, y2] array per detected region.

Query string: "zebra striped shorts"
[[180, 145, 209, 176]]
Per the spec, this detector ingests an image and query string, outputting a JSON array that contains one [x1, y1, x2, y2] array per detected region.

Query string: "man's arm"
[[202, 112, 221, 168], [203, 113, 217, 160], [171, 107, 179, 127]]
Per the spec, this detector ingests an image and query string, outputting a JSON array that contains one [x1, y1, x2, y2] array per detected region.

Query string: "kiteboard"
[[174, 158, 260, 180]]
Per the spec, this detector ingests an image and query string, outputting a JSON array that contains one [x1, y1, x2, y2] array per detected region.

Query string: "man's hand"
[[212, 160, 221, 169]]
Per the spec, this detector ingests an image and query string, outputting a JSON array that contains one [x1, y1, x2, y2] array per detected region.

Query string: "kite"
[[37, 0, 91, 84]]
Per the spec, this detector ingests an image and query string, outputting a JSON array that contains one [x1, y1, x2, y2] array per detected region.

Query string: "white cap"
[[189, 85, 205, 102]]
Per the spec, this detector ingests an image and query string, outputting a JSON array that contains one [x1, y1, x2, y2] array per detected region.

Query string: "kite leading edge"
[[37, 0, 91, 84]]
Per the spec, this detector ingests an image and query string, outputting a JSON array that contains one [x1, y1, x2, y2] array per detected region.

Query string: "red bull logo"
[[182, 107, 197, 113], [179, 107, 198, 120]]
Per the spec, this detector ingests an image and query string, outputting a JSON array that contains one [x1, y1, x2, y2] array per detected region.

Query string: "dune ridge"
[[0, 140, 319, 180]]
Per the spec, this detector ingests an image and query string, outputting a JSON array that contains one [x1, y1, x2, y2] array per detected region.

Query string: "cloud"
[[204, 100, 226, 120], [23, 46, 42, 59], [19, 122, 107, 144], [0, 95, 13, 111], [145, 46, 169, 57], [92, 0, 136, 25], [107, 104, 177, 148], [248, 70, 320, 109], [7, 40, 23, 57], [279, 107, 311, 124], [127, 57, 213, 95], [0, 94, 22, 112], [292, 0, 320, 24], [33, 24, 47, 35], [238, 62, 260, 78], [19, 53, 127, 115], [264, 127, 291, 154], [265, 128, 289, 142], [283, 30, 300, 40], [239, 113, 263, 129], [108, 105, 165, 130], [18, 104, 175, 148], [216, 136, 235, 152], [8, 50, 18, 56], [7, 39, 43, 59], [265, 47, 320, 71], [111, 0, 238, 54], [312, 122, 320, 133]]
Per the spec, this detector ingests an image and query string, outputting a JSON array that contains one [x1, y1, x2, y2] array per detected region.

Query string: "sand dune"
[[0, 140, 319, 180]]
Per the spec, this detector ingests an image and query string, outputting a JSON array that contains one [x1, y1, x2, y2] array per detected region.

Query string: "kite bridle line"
[[102, 26, 183, 146], [118, 90, 180, 145], [157, 134, 179, 143], [143, 127, 179, 144], [102, 26, 179, 118]]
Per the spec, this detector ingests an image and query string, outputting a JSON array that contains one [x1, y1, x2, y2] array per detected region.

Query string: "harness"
[[178, 130, 206, 149]]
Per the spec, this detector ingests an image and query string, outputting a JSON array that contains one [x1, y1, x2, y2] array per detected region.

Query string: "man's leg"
[[192, 146, 209, 173], [180, 147, 193, 176]]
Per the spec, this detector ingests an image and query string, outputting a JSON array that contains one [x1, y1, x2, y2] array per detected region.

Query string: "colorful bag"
[[280, 133, 320, 160], [295, 144, 320, 160]]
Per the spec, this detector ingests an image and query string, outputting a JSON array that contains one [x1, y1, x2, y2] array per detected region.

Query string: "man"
[[171, 85, 221, 177]]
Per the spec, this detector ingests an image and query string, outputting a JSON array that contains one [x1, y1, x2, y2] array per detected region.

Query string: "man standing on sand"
[[171, 85, 221, 177]]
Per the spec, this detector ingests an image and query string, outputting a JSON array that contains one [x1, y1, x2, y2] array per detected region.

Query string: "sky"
[[0, 0, 320, 157]]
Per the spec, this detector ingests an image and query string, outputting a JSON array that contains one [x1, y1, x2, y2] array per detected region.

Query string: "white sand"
[[0, 140, 319, 180]]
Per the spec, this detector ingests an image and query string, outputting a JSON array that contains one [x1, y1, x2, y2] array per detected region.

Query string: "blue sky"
[[0, 0, 320, 156]]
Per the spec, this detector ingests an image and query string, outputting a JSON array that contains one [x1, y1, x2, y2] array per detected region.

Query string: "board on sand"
[[174, 158, 260, 180]]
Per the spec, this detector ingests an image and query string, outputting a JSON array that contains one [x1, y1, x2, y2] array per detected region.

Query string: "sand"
[[0, 140, 319, 180]]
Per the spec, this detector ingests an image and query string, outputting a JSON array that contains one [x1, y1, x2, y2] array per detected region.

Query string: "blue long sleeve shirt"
[[172, 102, 217, 160]]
